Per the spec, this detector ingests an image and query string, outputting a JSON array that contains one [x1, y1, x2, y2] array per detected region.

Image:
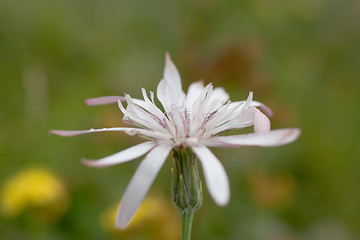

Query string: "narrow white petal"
[[191, 145, 230, 206], [205, 87, 229, 113], [189, 84, 213, 135], [116, 144, 172, 229], [50, 127, 172, 141], [206, 128, 301, 147], [124, 128, 172, 140], [139, 89, 165, 119], [132, 92, 174, 134], [50, 127, 133, 137], [208, 92, 253, 129], [122, 96, 167, 132], [82, 142, 157, 167], [204, 107, 256, 138], [243, 91, 253, 109], [168, 105, 186, 139], [254, 108, 271, 133], [203, 101, 241, 131], [85, 96, 125, 106]]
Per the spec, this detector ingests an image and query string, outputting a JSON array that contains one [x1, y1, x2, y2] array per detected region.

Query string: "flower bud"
[[171, 148, 203, 213]]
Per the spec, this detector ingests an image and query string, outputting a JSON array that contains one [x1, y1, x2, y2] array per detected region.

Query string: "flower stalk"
[[180, 211, 194, 240], [171, 147, 203, 240]]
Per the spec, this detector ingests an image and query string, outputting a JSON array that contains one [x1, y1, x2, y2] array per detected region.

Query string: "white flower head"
[[51, 52, 300, 229]]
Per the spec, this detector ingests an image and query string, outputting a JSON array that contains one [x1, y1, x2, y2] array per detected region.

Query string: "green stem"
[[181, 211, 194, 240]]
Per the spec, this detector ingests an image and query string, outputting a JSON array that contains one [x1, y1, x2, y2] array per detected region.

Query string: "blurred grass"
[[1, 0, 360, 239]]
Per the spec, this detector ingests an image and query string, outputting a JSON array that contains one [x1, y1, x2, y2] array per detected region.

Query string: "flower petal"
[[254, 108, 270, 133], [50, 127, 172, 140], [116, 144, 172, 229], [250, 101, 273, 117], [82, 141, 157, 168], [157, 53, 185, 111], [49, 127, 132, 137], [164, 52, 182, 91], [119, 96, 167, 132], [206, 92, 253, 131], [189, 83, 213, 135], [206, 128, 301, 147], [204, 87, 229, 113], [156, 79, 170, 112], [191, 145, 230, 206], [85, 96, 125, 106], [140, 88, 166, 119], [206, 107, 256, 136], [185, 80, 204, 110]]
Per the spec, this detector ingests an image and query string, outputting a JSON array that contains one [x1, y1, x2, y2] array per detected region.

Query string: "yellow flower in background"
[[0, 168, 70, 219], [101, 192, 180, 240], [248, 169, 295, 208]]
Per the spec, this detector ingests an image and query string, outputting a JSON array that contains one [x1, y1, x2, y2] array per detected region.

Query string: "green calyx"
[[171, 147, 203, 213]]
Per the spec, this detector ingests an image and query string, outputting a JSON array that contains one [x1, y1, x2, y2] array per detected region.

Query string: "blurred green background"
[[1, 0, 360, 239]]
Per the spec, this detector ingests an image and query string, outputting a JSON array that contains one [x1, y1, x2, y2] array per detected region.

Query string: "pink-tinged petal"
[[164, 52, 182, 91], [250, 101, 273, 117], [254, 108, 270, 133], [116, 144, 172, 229], [206, 128, 301, 148], [85, 96, 125, 106], [50, 127, 172, 140], [191, 145, 230, 206], [49, 127, 132, 137], [82, 141, 157, 168]]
